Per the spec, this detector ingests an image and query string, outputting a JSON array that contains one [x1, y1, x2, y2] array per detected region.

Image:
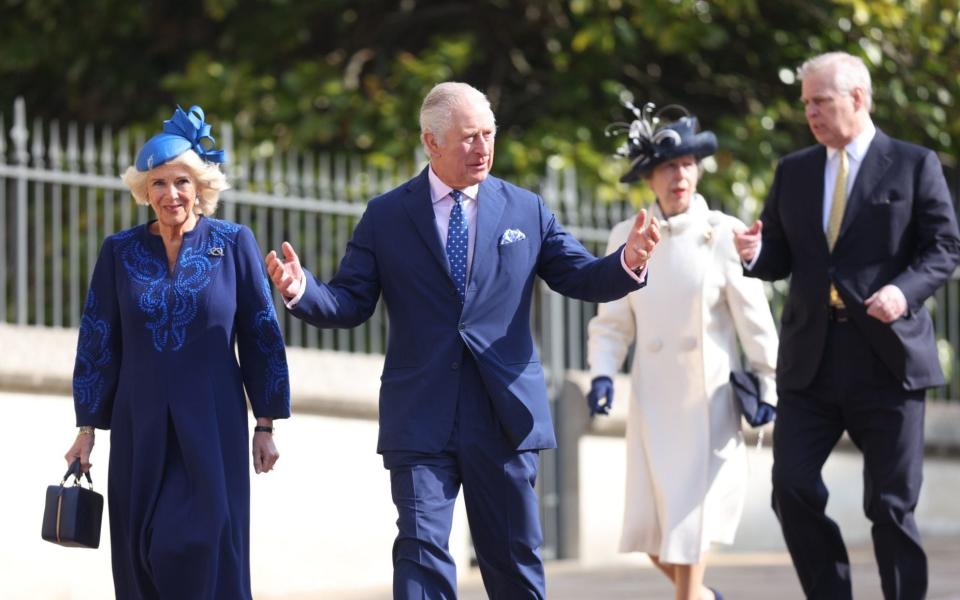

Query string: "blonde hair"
[[121, 150, 229, 216], [419, 82, 496, 154]]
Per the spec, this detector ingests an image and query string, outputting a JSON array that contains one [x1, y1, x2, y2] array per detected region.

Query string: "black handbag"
[[729, 370, 762, 426], [41, 458, 104, 548]]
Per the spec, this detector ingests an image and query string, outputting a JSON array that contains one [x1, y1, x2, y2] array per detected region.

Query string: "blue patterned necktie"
[[446, 189, 468, 303]]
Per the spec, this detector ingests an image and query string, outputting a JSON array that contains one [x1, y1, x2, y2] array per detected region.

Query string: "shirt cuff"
[[620, 249, 647, 283], [742, 241, 762, 270], [284, 274, 307, 309]]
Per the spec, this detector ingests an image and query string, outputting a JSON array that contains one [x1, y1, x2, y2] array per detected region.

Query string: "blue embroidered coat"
[[72, 216, 290, 599]]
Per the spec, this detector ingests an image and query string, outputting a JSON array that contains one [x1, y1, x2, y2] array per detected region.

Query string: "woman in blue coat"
[[63, 105, 291, 599]]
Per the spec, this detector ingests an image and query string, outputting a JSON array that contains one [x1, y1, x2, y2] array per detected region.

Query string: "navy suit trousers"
[[772, 319, 927, 600], [383, 350, 545, 600]]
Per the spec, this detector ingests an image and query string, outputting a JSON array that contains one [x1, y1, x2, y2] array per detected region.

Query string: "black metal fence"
[[2, 97, 958, 402]]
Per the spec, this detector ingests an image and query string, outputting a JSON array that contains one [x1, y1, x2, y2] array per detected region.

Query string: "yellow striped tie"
[[826, 149, 848, 251]]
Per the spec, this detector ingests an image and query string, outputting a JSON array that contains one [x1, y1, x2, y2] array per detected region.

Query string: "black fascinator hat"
[[607, 100, 717, 183]]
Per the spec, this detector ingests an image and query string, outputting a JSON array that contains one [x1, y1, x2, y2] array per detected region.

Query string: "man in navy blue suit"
[[735, 52, 960, 599], [266, 82, 661, 598]]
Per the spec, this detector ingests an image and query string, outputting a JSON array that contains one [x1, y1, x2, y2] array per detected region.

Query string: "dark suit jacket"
[[747, 130, 960, 391], [291, 168, 643, 452]]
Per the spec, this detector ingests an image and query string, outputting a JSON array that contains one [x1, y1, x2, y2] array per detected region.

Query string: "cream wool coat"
[[588, 195, 779, 564]]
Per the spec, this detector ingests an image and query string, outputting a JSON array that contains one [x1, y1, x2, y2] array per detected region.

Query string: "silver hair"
[[797, 51, 873, 112], [121, 150, 230, 216], [419, 82, 496, 154]]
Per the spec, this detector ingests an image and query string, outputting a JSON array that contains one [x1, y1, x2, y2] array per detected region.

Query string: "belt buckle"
[[828, 285, 845, 308], [828, 283, 847, 322]]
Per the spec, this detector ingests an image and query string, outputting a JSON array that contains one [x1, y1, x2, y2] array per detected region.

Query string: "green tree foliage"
[[2, 0, 958, 213]]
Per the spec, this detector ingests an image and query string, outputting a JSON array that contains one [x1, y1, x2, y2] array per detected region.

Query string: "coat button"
[[680, 336, 697, 351], [648, 338, 662, 352], [451, 361, 460, 370], [458, 323, 466, 331]]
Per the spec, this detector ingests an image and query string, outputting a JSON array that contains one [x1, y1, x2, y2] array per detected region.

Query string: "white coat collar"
[[654, 193, 709, 235]]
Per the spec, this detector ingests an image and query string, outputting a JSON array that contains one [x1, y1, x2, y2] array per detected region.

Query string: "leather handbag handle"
[[62, 457, 94, 488]]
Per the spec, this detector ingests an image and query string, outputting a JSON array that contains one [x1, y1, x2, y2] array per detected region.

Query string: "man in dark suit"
[[265, 81, 660, 599], [734, 51, 960, 599]]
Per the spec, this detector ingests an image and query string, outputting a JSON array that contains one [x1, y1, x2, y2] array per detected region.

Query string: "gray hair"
[[797, 51, 873, 112], [419, 82, 496, 153], [121, 150, 230, 216]]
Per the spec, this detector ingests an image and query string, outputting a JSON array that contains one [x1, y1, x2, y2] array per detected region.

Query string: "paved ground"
[[268, 535, 960, 600]]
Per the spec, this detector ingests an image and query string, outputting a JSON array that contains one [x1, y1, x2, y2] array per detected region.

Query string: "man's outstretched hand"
[[265, 242, 304, 300], [623, 209, 661, 272], [733, 220, 763, 264]]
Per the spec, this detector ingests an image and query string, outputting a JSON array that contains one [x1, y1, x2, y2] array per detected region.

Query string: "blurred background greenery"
[[2, 0, 958, 213]]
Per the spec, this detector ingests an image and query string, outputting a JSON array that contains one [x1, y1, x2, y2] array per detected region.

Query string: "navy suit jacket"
[[748, 130, 960, 391], [291, 168, 643, 452]]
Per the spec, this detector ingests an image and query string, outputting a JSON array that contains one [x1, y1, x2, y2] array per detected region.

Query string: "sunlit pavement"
[[304, 537, 960, 600]]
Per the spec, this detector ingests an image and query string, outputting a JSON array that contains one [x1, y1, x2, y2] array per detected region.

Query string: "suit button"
[[458, 323, 466, 331], [648, 338, 663, 352], [451, 362, 460, 370]]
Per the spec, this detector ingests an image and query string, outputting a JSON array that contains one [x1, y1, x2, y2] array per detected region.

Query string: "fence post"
[[0, 109, 7, 322], [12, 97, 29, 325], [538, 281, 567, 560], [554, 377, 588, 560], [220, 122, 237, 223], [31, 116, 45, 326]]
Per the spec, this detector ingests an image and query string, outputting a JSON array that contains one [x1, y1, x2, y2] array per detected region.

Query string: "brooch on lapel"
[[499, 228, 526, 246], [208, 247, 224, 257], [703, 229, 714, 243]]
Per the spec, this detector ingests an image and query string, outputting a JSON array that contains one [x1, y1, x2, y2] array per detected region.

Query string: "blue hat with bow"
[[135, 105, 227, 171], [607, 100, 717, 183]]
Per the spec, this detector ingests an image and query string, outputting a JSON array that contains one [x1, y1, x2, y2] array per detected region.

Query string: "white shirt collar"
[[826, 119, 876, 163], [428, 165, 479, 204]]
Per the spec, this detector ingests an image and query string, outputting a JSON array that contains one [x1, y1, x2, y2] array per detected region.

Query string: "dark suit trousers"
[[771, 318, 927, 600], [382, 351, 546, 600]]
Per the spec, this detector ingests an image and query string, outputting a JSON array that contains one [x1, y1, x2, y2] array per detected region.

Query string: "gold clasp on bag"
[[55, 493, 63, 543]]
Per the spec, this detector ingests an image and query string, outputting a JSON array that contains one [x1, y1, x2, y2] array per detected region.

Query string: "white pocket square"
[[499, 228, 526, 245]]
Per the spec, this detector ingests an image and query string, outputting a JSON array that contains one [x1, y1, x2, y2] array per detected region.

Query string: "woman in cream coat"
[[587, 103, 779, 600]]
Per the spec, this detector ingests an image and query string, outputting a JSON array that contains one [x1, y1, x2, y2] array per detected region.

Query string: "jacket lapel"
[[837, 130, 892, 244], [467, 177, 507, 301], [401, 167, 449, 273], [804, 147, 829, 253]]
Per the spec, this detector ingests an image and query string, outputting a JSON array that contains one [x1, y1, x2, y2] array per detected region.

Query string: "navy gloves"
[[587, 376, 614, 416], [750, 401, 777, 427], [588, 375, 775, 424]]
